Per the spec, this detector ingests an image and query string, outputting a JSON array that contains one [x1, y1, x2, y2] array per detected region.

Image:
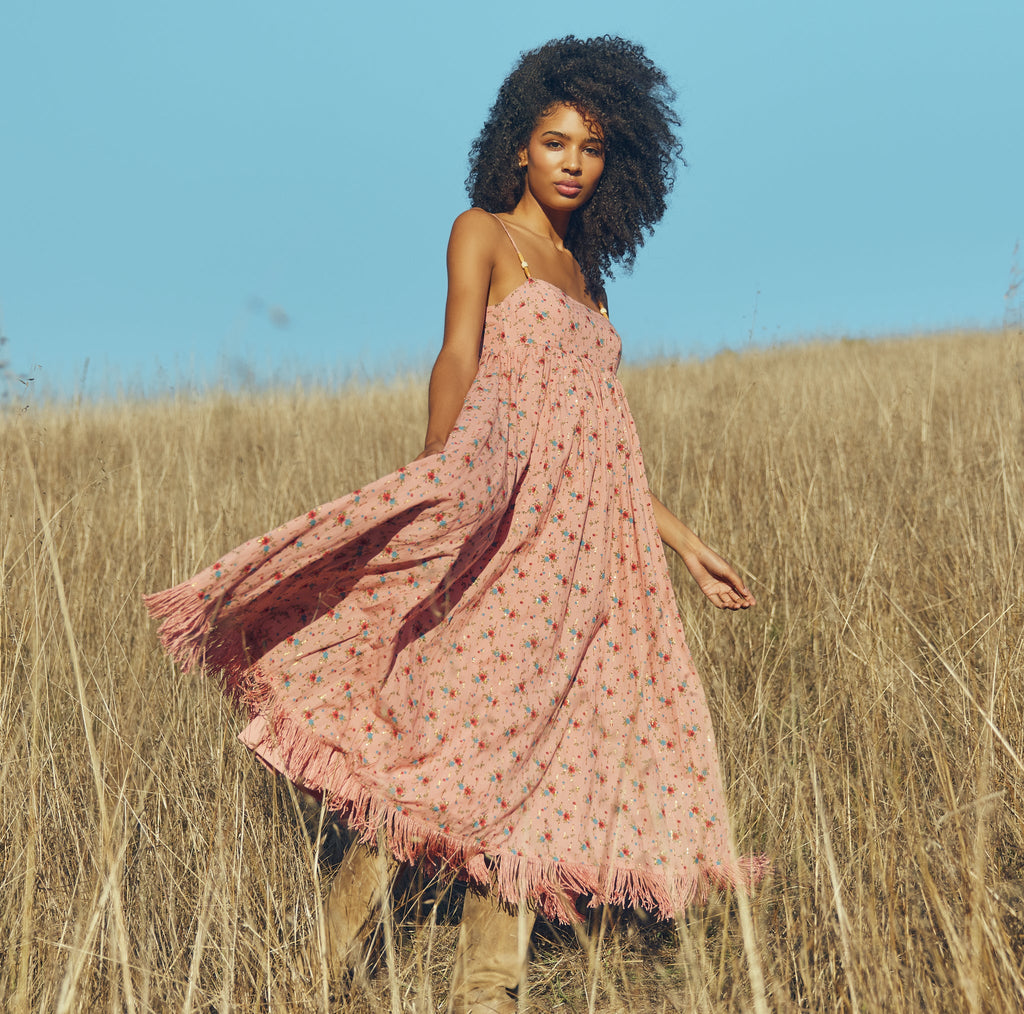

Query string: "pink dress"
[[145, 227, 765, 922]]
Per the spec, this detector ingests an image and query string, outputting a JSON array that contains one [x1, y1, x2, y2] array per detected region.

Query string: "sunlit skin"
[[418, 103, 755, 610]]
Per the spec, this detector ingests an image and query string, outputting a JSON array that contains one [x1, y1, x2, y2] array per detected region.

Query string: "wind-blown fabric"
[[145, 277, 766, 921]]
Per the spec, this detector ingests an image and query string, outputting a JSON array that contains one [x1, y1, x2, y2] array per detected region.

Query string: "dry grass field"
[[2, 327, 1022, 1012]]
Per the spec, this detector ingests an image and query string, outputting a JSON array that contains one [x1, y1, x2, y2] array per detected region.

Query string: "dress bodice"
[[482, 278, 621, 374]]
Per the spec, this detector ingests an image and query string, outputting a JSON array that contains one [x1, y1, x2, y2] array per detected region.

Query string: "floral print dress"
[[145, 229, 765, 922]]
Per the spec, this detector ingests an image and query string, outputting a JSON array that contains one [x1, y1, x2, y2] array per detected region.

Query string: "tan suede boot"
[[305, 838, 390, 980], [448, 890, 535, 1014]]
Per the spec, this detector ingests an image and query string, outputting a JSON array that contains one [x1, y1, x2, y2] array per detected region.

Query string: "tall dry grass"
[[1, 327, 1022, 1012]]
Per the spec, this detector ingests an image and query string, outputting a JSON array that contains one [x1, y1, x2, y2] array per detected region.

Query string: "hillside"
[[2, 329, 1022, 1012]]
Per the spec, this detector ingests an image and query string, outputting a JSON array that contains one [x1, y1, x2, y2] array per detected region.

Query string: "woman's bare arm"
[[419, 210, 497, 457], [651, 492, 756, 610]]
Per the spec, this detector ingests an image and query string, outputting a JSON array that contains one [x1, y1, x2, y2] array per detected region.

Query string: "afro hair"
[[467, 35, 683, 301]]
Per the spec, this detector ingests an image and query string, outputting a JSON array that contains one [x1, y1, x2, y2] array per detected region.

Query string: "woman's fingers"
[[694, 554, 756, 609], [709, 581, 755, 609]]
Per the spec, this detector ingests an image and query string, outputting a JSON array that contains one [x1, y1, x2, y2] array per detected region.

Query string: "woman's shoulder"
[[450, 207, 503, 236], [447, 208, 506, 258]]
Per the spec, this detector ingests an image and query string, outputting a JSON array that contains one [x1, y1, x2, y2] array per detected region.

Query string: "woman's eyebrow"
[[540, 130, 604, 144]]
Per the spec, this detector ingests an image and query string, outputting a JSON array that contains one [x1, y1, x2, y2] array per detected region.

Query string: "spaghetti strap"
[[490, 213, 608, 318], [490, 214, 533, 280]]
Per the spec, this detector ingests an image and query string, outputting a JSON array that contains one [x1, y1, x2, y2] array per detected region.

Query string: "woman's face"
[[518, 104, 605, 211]]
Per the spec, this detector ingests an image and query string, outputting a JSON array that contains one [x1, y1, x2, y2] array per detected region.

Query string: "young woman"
[[146, 35, 765, 1013]]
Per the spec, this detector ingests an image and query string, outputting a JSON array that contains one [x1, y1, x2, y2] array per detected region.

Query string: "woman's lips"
[[555, 182, 583, 196]]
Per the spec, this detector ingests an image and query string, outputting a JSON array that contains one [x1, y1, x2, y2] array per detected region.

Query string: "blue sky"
[[1, 1, 1021, 397]]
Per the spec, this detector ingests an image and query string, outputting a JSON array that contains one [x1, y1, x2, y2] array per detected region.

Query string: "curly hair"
[[467, 35, 683, 300]]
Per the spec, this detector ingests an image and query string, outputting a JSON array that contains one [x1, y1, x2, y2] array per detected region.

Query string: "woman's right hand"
[[414, 441, 446, 462]]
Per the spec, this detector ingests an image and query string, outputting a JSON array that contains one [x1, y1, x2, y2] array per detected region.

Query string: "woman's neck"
[[509, 191, 572, 247]]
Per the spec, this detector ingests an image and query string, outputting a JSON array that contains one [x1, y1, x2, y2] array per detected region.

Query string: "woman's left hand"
[[682, 545, 756, 610], [649, 492, 757, 610]]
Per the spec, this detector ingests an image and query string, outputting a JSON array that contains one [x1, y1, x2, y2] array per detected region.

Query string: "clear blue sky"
[[2, 1, 1021, 397]]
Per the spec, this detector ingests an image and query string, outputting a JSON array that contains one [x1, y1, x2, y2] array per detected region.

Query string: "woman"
[[146, 35, 764, 1013]]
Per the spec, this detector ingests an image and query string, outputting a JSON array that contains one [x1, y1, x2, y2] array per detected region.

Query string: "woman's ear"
[[517, 147, 528, 168]]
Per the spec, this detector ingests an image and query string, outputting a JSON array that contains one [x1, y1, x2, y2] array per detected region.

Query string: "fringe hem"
[[144, 582, 219, 673], [143, 583, 255, 701], [252, 706, 771, 925], [143, 585, 771, 924]]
